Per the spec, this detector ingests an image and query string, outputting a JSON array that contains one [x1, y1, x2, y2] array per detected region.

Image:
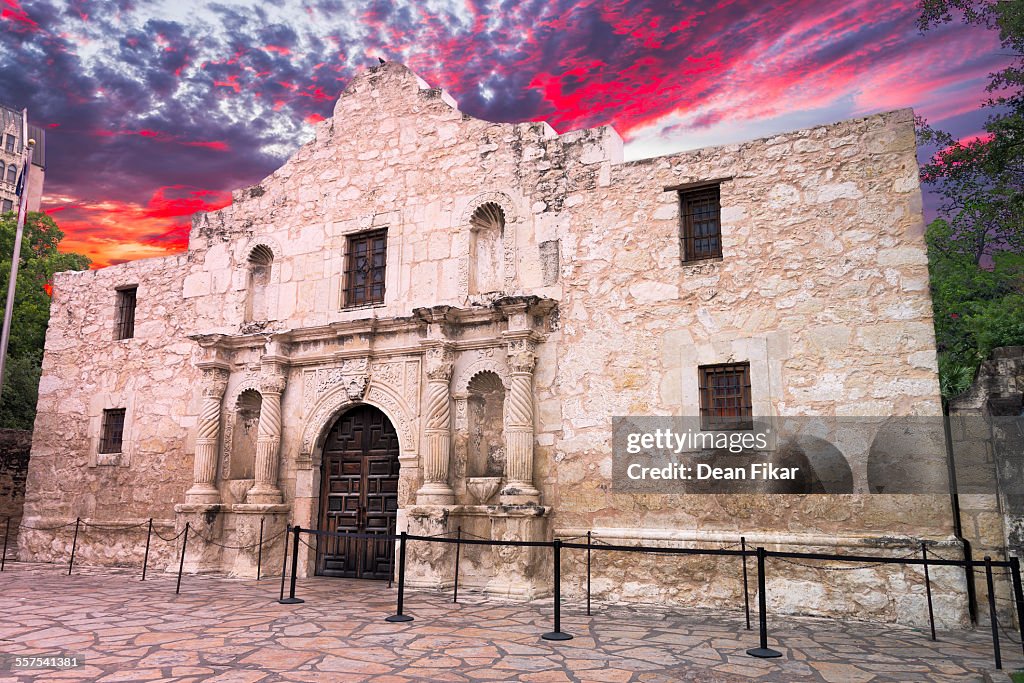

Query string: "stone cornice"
[[189, 297, 559, 357]]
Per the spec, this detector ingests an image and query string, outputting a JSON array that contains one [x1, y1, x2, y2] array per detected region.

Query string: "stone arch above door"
[[300, 382, 418, 467]]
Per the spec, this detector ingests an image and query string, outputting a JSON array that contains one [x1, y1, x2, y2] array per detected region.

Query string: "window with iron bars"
[[99, 408, 126, 454], [115, 286, 137, 340], [699, 362, 753, 430], [343, 229, 387, 307], [679, 185, 722, 262]]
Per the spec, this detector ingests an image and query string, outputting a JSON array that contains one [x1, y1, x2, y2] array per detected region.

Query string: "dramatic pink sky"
[[0, 0, 1009, 267]]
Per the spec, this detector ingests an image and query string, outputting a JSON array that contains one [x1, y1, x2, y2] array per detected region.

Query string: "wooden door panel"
[[317, 404, 399, 579]]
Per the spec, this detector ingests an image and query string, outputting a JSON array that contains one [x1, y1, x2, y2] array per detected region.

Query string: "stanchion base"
[[278, 598, 305, 604], [746, 647, 782, 659], [541, 631, 574, 641], [385, 614, 414, 623]]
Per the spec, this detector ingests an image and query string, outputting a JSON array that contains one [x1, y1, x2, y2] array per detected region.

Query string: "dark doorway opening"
[[316, 404, 399, 579]]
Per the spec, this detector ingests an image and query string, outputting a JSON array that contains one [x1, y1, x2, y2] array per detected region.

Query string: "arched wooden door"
[[316, 404, 400, 579]]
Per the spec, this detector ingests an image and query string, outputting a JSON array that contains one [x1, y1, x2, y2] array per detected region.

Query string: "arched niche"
[[469, 203, 505, 295], [229, 388, 262, 479], [466, 371, 506, 477], [460, 192, 520, 296], [245, 244, 274, 322]]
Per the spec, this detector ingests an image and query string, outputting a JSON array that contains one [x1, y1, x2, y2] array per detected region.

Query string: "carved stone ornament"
[[425, 345, 455, 382], [202, 368, 230, 398], [260, 371, 287, 395], [507, 338, 538, 374], [345, 374, 370, 401]]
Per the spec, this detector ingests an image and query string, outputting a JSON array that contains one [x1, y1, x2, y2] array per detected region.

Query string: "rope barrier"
[[153, 527, 186, 543], [17, 520, 79, 531], [189, 527, 287, 551], [79, 519, 152, 531]]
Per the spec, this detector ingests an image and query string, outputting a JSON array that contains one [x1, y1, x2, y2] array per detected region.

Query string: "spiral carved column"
[[416, 344, 456, 505], [186, 367, 229, 504], [247, 368, 286, 504], [501, 338, 541, 504]]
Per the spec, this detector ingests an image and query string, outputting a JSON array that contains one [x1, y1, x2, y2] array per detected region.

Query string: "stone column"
[[501, 337, 541, 504], [416, 344, 455, 505], [186, 366, 229, 504], [247, 363, 286, 504]]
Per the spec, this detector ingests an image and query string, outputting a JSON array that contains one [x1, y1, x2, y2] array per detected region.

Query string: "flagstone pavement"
[[0, 561, 1020, 682]]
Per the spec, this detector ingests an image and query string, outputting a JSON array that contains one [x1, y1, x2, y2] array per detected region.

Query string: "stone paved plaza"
[[0, 562, 1019, 682]]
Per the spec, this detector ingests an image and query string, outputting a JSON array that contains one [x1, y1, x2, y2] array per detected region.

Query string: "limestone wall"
[[19, 254, 198, 568], [20, 62, 962, 625]]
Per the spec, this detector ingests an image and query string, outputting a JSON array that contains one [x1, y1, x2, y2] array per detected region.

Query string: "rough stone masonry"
[[19, 62, 974, 628]]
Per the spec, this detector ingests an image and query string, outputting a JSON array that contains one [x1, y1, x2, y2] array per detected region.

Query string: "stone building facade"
[[20, 63, 964, 626]]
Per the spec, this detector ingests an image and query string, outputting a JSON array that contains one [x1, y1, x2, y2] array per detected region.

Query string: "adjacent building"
[[0, 104, 45, 214]]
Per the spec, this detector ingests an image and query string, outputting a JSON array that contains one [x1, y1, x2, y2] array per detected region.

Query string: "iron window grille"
[[115, 287, 137, 340], [99, 408, 126, 454], [680, 185, 722, 262], [344, 229, 387, 307], [699, 362, 753, 430]]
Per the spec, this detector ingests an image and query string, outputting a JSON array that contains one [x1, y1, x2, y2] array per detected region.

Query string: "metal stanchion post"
[[68, 517, 81, 576], [453, 526, 461, 604], [387, 532, 395, 589], [141, 519, 153, 581], [1, 516, 9, 572], [741, 536, 751, 630], [257, 517, 265, 582], [586, 531, 592, 617], [922, 543, 936, 641], [279, 526, 305, 604], [1010, 556, 1024, 658], [985, 556, 1002, 670], [279, 524, 290, 602], [965, 540, 978, 624], [175, 522, 189, 595], [386, 531, 413, 622], [746, 547, 782, 658], [542, 539, 573, 641]]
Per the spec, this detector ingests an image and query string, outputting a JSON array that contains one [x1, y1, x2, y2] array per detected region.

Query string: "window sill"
[[341, 302, 386, 312]]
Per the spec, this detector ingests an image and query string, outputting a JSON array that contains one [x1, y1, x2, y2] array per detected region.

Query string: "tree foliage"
[[0, 211, 90, 429], [917, 1, 1024, 397]]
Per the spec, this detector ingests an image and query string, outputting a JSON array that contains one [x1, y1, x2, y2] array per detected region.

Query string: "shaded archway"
[[316, 403, 400, 579]]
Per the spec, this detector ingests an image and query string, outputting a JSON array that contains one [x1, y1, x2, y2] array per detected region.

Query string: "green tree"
[[917, 1, 1024, 397], [0, 211, 90, 429]]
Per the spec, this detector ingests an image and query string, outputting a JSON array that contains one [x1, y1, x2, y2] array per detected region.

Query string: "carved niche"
[[459, 192, 520, 296]]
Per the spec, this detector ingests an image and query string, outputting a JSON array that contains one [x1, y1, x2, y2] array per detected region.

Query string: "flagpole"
[[0, 108, 35, 401]]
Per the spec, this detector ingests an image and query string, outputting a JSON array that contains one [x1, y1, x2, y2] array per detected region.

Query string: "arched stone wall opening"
[[245, 244, 274, 322], [229, 389, 261, 479], [466, 370, 506, 477], [315, 403, 401, 579]]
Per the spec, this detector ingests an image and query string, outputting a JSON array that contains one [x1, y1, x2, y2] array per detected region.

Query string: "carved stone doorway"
[[316, 404, 400, 579]]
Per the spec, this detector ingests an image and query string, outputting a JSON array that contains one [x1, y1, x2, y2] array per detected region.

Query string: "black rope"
[[189, 527, 287, 550], [772, 549, 920, 571], [153, 527, 186, 543], [79, 519, 151, 530], [18, 520, 79, 531]]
